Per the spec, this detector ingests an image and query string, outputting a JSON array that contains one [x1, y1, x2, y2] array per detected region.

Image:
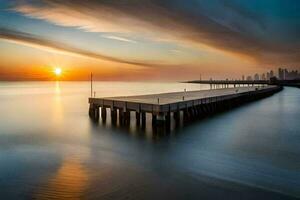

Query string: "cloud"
[[101, 35, 136, 43], [0, 27, 167, 68], [9, 0, 300, 65]]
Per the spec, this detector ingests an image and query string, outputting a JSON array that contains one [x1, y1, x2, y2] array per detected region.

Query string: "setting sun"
[[54, 67, 62, 76]]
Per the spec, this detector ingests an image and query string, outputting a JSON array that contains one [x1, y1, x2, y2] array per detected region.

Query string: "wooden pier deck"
[[89, 85, 282, 126]]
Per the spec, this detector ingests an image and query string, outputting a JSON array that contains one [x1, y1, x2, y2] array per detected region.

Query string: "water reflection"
[[51, 81, 63, 125], [55, 81, 61, 95], [35, 158, 89, 200]]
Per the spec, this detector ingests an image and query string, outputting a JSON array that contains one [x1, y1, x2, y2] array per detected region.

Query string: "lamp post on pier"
[[90, 73, 93, 98]]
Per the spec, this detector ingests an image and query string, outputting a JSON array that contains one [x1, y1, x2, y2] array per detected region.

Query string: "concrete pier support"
[[124, 111, 130, 125], [101, 107, 106, 121], [111, 109, 117, 124], [173, 111, 180, 126], [94, 107, 99, 121], [183, 108, 190, 122], [173, 111, 179, 120], [166, 112, 171, 124], [141, 112, 146, 127], [136, 112, 141, 125], [193, 107, 198, 117], [89, 104, 100, 121], [119, 109, 125, 125], [119, 110, 130, 125], [188, 107, 194, 119], [88, 104, 94, 118], [197, 105, 204, 118], [152, 114, 157, 125], [152, 112, 167, 126]]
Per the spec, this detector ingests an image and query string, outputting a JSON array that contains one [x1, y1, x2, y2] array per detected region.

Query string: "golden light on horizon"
[[54, 67, 62, 76]]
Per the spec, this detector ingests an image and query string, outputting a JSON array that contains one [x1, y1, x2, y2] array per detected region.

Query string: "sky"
[[0, 0, 300, 81]]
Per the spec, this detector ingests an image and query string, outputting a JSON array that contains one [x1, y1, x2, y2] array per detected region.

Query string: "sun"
[[54, 67, 62, 76]]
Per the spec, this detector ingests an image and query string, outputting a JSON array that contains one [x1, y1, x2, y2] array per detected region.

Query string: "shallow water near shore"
[[0, 81, 299, 199]]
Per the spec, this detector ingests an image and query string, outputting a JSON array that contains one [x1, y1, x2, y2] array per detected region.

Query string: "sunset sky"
[[1, 0, 300, 81]]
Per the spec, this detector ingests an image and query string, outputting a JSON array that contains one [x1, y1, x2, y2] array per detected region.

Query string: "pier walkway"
[[89, 85, 282, 126]]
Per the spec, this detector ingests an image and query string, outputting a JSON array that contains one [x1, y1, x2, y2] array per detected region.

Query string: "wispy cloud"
[[102, 35, 136, 43], [10, 0, 300, 65], [0, 28, 165, 68]]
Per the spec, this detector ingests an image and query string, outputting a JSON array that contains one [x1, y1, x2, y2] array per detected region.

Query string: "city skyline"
[[241, 67, 300, 81], [1, 0, 300, 81]]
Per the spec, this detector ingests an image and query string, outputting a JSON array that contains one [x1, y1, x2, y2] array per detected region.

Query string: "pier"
[[187, 79, 300, 88], [187, 80, 268, 89], [89, 85, 282, 127]]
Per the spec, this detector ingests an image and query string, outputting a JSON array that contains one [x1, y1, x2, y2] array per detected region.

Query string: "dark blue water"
[[0, 82, 299, 199]]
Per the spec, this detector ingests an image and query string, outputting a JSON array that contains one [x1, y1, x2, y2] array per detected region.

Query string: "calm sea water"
[[0, 81, 299, 200]]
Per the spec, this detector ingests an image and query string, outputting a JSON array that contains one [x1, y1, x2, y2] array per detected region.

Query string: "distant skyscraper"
[[266, 72, 270, 80], [254, 73, 259, 81], [242, 75, 245, 81], [261, 73, 266, 80], [284, 69, 288, 79], [278, 68, 284, 80], [270, 70, 274, 78]]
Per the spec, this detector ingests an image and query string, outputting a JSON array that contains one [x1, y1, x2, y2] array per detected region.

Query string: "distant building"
[[266, 72, 270, 80], [241, 67, 299, 82], [281, 68, 300, 80], [284, 69, 288, 79], [278, 68, 284, 80], [288, 70, 299, 80], [270, 70, 274, 78]]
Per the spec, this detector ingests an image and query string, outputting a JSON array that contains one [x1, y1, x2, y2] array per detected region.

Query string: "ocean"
[[0, 81, 299, 199]]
